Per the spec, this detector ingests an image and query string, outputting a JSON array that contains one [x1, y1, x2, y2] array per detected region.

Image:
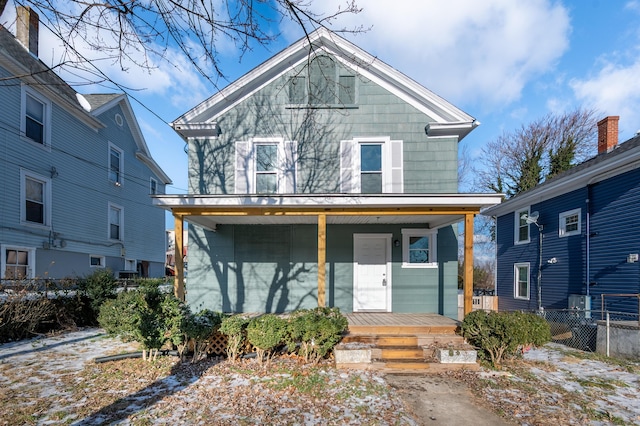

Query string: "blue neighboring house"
[[0, 7, 171, 280], [482, 116, 640, 315]]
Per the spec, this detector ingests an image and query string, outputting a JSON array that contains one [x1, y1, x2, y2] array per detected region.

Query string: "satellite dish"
[[525, 211, 539, 224]]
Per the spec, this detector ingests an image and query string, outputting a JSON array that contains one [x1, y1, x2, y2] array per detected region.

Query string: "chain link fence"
[[538, 309, 639, 353]]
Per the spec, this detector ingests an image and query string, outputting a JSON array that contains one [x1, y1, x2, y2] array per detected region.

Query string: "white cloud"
[[283, 0, 570, 107], [570, 59, 640, 137]]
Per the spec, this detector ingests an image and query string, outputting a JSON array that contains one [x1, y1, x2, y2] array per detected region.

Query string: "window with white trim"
[[234, 138, 297, 194], [150, 178, 157, 195], [515, 208, 530, 244], [1, 245, 35, 279], [109, 143, 123, 185], [21, 170, 51, 227], [401, 229, 437, 268], [90, 255, 105, 268], [109, 203, 123, 241], [340, 137, 403, 194], [514, 263, 530, 300], [559, 208, 581, 237], [21, 87, 51, 147]]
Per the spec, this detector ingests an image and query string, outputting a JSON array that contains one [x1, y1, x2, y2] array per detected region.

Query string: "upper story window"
[[109, 143, 123, 185], [515, 208, 530, 244], [234, 138, 297, 194], [288, 55, 357, 107], [21, 87, 51, 147], [150, 178, 158, 195], [401, 229, 437, 268], [109, 203, 123, 241], [21, 169, 51, 228], [559, 208, 581, 237], [340, 137, 403, 194]]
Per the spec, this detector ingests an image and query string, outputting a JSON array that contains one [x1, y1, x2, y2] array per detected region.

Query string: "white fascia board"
[[482, 150, 640, 218], [153, 193, 503, 210], [172, 28, 475, 131]]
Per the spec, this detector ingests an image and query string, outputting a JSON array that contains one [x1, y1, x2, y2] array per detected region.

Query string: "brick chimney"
[[597, 116, 619, 154], [16, 6, 39, 57]]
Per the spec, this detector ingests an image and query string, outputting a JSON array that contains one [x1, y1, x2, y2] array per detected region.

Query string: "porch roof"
[[153, 193, 502, 229]]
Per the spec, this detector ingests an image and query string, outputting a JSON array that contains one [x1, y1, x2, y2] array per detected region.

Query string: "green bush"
[[97, 285, 188, 361], [219, 315, 250, 362], [181, 309, 225, 361], [461, 310, 551, 367], [77, 269, 118, 315], [247, 314, 287, 364], [286, 307, 348, 363]]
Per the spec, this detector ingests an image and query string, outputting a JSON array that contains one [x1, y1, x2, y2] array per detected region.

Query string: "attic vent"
[[115, 114, 124, 127]]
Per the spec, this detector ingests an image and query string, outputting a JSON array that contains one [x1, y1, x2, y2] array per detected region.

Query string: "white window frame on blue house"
[[234, 138, 297, 194], [90, 255, 105, 268], [514, 262, 530, 300], [514, 207, 531, 244], [401, 228, 437, 268], [21, 86, 51, 149], [20, 169, 51, 229], [150, 177, 158, 195], [340, 137, 403, 194], [108, 202, 124, 241], [109, 142, 124, 186], [1, 245, 36, 279], [559, 208, 581, 237]]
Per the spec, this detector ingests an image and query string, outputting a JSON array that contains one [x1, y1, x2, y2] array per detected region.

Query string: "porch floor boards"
[[345, 313, 459, 335]]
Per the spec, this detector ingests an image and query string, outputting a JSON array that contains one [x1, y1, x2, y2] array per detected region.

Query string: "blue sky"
[[3, 1, 640, 229]]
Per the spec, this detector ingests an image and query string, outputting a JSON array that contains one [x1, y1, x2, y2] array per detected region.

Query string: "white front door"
[[353, 234, 391, 312]]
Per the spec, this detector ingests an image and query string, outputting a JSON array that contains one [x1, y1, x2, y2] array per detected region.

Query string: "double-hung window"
[[21, 88, 50, 147], [150, 178, 157, 195], [340, 137, 403, 194], [21, 170, 51, 227], [514, 263, 530, 299], [109, 203, 123, 241], [515, 208, 530, 244], [401, 229, 437, 268], [1, 246, 35, 279], [255, 144, 279, 194], [234, 138, 297, 194], [559, 208, 581, 237], [109, 143, 123, 185]]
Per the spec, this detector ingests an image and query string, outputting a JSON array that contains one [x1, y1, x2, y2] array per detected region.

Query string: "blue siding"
[[588, 167, 640, 313], [496, 187, 587, 311], [496, 167, 640, 315]]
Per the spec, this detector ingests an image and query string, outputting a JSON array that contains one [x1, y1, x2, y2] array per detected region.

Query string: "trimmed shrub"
[[286, 307, 348, 363], [98, 290, 143, 341], [247, 314, 287, 364], [219, 315, 250, 363], [461, 310, 551, 366], [181, 309, 225, 361]]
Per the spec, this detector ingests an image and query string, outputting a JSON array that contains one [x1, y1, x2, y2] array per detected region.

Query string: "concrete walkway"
[[385, 374, 512, 425]]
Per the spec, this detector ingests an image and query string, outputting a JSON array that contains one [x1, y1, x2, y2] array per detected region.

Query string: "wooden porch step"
[[375, 361, 480, 374], [378, 347, 425, 360], [418, 333, 466, 346], [340, 334, 418, 347]]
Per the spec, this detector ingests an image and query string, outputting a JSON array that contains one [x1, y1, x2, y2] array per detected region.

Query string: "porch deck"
[[345, 312, 460, 335]]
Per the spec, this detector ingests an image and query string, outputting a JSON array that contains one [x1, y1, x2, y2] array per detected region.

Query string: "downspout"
[[537, 224, 543, 311], [585, 194, 590, 297]]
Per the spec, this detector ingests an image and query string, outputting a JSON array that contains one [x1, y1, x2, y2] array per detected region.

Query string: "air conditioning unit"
[[568, 294, 591, 318]]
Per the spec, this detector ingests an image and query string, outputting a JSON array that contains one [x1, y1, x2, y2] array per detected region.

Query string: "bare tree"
[[475, 108, 599, 199], [2, 0, 362, 87]]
